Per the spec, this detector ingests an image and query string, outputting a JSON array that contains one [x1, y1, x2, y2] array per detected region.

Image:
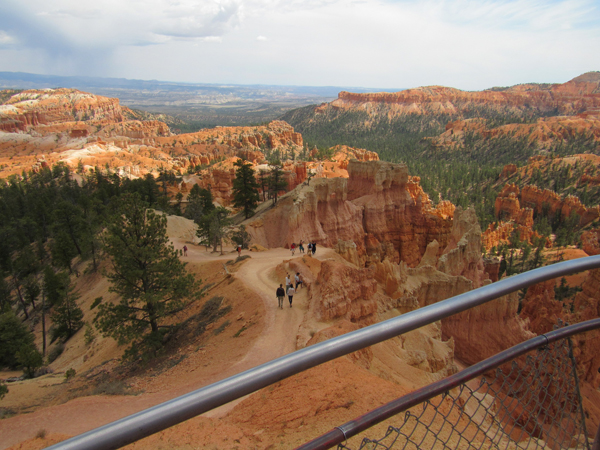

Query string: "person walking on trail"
[[287, 285, 296, 307], [183, 245, 188, 256], [295, 272, 303, 290], [307, 242, 312, 256], [290, 242, 296, 256], [285, 274, 292, 290], [299, 240, 305, 254], [311, 242, 317, 256], [276, 284, 285, 309], [237, 245, 242, 257]]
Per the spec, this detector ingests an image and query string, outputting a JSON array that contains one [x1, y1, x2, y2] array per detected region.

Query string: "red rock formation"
[[496, 183, 600, 228], [310, 260, 380, 322], [0, 89, 126, 129], [331, 72, 600, 117], [581, 229, 600, 255], [247, 160, 453, 268], [437, 208, 488, 289], [519, 280, 564, 335], [485, 181, 600, 251], [501, 164, 518, 179]]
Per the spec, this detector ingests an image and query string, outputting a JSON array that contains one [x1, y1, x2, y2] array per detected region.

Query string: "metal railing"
[[297, 319, 600, 450], [46, 255, 600, 450]]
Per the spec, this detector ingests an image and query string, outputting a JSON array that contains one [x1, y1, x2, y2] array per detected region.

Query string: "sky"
[[0, 0, 598, 91]]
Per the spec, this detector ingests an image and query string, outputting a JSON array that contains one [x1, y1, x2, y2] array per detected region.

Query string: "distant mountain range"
[[0, 71, 402, 107]]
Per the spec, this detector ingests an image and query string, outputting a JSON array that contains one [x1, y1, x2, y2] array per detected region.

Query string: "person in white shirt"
[[286, 285, 295, 307]]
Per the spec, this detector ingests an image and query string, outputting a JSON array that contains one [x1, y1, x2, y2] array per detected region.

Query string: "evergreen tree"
[[184, 185, 214, 222], [258, 170, 269, 202], [16, 344, 43, 378], [196, 206, 231, 253], [268, 160, 287, 205], [232, 159, 260, 219], [95, 194, 198, 357], [0, 312, 35, 369], [231, 225, 251, 249], [50, 277, 84, 342]]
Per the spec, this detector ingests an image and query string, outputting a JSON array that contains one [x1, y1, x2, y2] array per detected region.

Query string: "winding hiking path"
[[0, 243, 332, 450]]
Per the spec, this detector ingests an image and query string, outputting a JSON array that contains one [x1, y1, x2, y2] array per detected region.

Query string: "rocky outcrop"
[[309, 260, 380, 323], [0, 89, 126, 128], [247, 160, 453, 268], [494, 183, 600, 229], [581, 229, 600, 255], [484, 181, 599, 251], [437, 208, 487, 288], [520, 185, 600, 226]]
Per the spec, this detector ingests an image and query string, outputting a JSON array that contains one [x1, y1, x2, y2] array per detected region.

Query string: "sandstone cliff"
[[328, 72, 600, 118], [246, 160, 453, 267]]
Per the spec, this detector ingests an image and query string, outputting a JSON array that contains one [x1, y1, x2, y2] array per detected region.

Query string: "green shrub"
[[84, 323, 96, 345], [90, 297, 102, 310], [16, 344, 43, 378], [92, 380, 131, 396], [65, 368, 76, 380]]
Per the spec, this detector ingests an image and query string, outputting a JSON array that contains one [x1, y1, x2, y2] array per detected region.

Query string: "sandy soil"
[[0, 241, 334, 450]]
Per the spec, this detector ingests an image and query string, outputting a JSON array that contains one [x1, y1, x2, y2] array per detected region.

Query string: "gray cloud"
[[152, 1, 242, 38], [0, 0, 599, 89]]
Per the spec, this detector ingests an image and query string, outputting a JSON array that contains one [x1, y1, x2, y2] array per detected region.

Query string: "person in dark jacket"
[[276, 284, 285, 309]]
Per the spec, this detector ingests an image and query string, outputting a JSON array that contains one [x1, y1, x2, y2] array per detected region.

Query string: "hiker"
[[183, 245, 188, 256], [276, 284, 285, 309], [237, 244, 242, 257], [290, 242, 296, 256], [295, 272, 303, 290], [287, 284, 295, 307], [307, 242, 312, 256], [285, 274, 292, 290], [299, 240, 305, 253], [312, 241, 317, 256]]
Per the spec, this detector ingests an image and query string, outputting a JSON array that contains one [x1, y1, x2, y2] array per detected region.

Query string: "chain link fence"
[[338, 337, 591, 450]]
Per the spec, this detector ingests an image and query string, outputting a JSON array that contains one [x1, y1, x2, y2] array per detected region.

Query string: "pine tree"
[[196, 206, 231, 253], [50, 276, 84, 342], [232, 159, 260, 219], [95, 194, 199, 357], [0, 312, 35, 369], [268, 160, 287, 205], [185, 185, 214, 222]]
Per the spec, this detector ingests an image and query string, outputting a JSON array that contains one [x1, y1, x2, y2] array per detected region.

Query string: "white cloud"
[[256, 35, 267, 41], [0, 30, 16, 46]]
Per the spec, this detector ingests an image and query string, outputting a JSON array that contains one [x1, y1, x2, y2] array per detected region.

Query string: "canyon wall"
[[247, 160, 453, 267], [330, 72, 600, 117]]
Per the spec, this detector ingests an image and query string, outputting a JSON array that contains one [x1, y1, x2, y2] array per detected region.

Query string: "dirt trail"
[[0, 242, 329, 450]]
